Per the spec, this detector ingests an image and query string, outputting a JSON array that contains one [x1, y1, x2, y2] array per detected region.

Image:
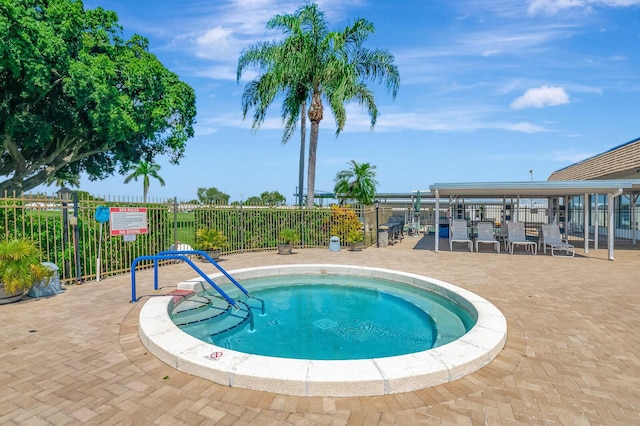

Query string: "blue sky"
[[50, 0, 640, 203]]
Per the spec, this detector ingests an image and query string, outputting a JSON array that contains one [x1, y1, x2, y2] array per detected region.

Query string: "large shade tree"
[[0, 0, 196, 194], [334, 160, 378, 205], [237, 3, 399, 208]]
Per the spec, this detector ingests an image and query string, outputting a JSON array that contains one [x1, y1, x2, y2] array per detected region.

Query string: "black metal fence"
[[0, 191, 380, 284]]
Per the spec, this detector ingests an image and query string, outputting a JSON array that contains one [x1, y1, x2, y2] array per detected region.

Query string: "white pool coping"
[[139, 264, 507, 397]]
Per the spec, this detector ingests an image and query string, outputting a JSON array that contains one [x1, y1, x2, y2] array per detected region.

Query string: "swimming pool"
[[173, 274, 476, 360], [139, 264, 507, 397]]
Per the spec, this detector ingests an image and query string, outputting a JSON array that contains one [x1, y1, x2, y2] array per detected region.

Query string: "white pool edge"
[[139, 264, 507, 397]]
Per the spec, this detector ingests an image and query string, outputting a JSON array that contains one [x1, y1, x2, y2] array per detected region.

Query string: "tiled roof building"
[[548, 137, 640, 181]]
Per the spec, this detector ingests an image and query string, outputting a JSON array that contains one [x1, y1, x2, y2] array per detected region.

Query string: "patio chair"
[[475, 222, 500, 253], [449, 219, 473, 252], [541, 223, 575, 257], [496, 221, 510, 251], [506, 221, 537, 255]]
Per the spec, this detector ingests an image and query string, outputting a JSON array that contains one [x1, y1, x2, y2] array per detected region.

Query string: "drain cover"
[[313, 318, 337, 330]]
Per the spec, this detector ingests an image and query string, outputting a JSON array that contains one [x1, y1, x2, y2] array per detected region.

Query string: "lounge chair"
[[475, 222, 500, 253], [506, 221, 537, 255], [541, 223, 575, 257], [449, 219, 473, 252]]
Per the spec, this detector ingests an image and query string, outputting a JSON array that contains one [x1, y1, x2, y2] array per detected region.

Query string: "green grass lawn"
[[173, 211, 196, 246]]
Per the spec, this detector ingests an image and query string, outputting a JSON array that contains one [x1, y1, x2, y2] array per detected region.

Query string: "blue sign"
[[95, 206, 110, 223]]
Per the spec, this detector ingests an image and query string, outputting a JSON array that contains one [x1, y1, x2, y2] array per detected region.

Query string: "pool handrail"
[[156, 250, 251, 297], [130, 253, 238, 308]]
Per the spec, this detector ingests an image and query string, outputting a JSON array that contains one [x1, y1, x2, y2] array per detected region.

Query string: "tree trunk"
[[306, 123, 319, 208], [298, 102, 306, 207], [306, 93, 323, 208]]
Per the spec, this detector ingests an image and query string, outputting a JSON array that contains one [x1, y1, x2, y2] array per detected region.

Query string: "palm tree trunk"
[[298, 102, 306, 207], [306, 122, 319, 208], [143, 177, 149, 203], [306, 93, 323, 208]]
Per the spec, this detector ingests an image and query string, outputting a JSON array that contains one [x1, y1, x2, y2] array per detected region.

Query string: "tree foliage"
[[237, 3, 399, 208], [197, 187, 229, 205], [0, 0, 196, 194], [123, 161, 165, 202], [334, 160, 378, 205], [243, 196, 262, 205], [237, 15, 309, 207], [260, 190, 286, 206]]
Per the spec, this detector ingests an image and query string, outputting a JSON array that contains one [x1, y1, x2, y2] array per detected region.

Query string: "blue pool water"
[[173, 274, 476, 360]]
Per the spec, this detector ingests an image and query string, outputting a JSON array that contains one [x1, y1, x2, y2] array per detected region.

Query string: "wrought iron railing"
[[0, 191, 372, 284]]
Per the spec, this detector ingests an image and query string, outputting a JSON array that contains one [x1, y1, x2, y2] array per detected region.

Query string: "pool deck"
[[1, 236, 639, 425]]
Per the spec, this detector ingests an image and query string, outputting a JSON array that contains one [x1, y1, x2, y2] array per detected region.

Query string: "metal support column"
[[594, 193, 599, 250], [434, 190, 440, 252], [632, 193, 638, 245], [608, 189, 623, 261]]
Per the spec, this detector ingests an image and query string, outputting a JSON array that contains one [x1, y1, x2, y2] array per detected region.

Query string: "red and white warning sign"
[[109, 207, 148, 236]]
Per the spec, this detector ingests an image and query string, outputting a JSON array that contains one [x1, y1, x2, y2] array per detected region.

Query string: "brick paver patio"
[[1, 236, 639, 425]]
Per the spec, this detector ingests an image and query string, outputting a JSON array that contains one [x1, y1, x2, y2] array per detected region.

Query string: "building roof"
[[548, 137, 640, 181], [429, 180, 640, 198]]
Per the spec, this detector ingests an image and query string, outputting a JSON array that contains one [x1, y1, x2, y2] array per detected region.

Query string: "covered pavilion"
[[428, 179, 640, 260]]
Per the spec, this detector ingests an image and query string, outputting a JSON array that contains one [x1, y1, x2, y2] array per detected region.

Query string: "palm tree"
[[237, 25, 309, 206], [45, 174, 81, 189], [237, 3, 399, 208], [334, 160, 378, 205], [123, 161, 165, 202]]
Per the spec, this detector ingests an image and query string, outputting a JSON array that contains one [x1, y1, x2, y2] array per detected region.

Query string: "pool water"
[[174, 274, 475, 360]]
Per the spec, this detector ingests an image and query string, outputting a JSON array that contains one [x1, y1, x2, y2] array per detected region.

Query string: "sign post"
[[94, 206, 110, 282]]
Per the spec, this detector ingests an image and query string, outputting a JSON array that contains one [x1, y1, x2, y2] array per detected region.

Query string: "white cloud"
[[200, 103, 552, 135], [510, 86, 570, 109], [194, 26, 240, 60], [191, 65, 238, 81], [166, 0, 365, 64], [528, 0, 640, 15], [507, 122, 551, 133], [336, 106, 552, 134], [528, 0, 585, 14]]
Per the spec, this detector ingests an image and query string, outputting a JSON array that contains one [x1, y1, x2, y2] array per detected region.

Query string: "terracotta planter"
[[277, 244, 293, 255]]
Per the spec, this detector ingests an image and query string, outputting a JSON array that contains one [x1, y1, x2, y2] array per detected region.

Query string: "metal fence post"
[[173, 197, 178, 249], [72, 190, 81, 283]]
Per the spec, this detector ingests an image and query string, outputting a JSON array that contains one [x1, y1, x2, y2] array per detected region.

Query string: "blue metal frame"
[[130, 250, 247, 306], [157, 250, 251, 297]]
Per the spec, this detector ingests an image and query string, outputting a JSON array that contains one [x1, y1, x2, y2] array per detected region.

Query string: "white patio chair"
[[496, 221, 511, 251], [449, 219, 473, 252], [475, 222, 500, 253], [541, 223, 575, 257], [506, 221, 537, 255]]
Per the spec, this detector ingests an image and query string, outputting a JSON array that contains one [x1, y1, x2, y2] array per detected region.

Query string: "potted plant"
[[193, 228, 227, 261], [346, 229, 365, 251], [0, 239, 52, 304], [277, 228, 300, 255]]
